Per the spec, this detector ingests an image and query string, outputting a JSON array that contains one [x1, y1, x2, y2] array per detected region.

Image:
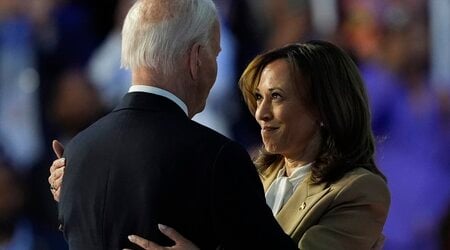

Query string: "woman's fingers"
[[126, 225, 199, 250], [49, 171, 63, 202], [50, 158, 66, 173], [49, 158, 65, 202], [52, 139, 65, 158], [52, 168, 64, 188], [48, 140, 66, 202], [49, 159, 65, 186], [51, 186, 61, 202], [53, 166, 65, 180], [128, 235, 162, 250], [157, 224, 197, 248], [158, 224, 199, 250]]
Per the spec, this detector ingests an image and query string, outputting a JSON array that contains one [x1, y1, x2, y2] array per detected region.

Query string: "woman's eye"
[[254, 93, 262, 101], [271, 92, 282, 99]]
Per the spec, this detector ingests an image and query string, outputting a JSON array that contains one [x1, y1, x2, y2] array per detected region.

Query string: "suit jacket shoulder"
[[263, 166, 390, 250]]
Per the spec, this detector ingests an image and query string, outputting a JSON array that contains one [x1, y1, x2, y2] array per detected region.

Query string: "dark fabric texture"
[[58, 92, 296, 250]]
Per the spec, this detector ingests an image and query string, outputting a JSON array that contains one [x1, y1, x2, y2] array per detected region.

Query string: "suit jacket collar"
[[276, 176, 331, 235], [113, 92, 188, 118], [260, 163, 331, 235], [260, 161, 283, 191]]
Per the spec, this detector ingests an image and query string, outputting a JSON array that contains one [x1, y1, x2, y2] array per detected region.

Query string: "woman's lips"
[[261, 126, 279, 133]]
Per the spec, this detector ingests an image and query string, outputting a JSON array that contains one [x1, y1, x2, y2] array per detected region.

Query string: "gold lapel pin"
[[300, 202, 306, 210]]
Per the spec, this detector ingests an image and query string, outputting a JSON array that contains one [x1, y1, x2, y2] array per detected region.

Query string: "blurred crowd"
[[0, 0, 449, 249]]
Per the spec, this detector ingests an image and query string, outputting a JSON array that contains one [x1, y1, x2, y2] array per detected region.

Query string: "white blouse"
[[265, 162, 313, 215]]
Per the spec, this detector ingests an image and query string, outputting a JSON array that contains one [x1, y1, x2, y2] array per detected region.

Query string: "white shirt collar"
[[276, 162, 313, 178], [128, 85, 188, 116], [275, 162, 313, 191], [265, 162, 313, 215]]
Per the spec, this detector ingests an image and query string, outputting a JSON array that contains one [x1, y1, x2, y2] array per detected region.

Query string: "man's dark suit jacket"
[[58, 92, 296, 250]]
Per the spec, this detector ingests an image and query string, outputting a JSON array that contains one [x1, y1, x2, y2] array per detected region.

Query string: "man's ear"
[[189, 43, 202, 80]]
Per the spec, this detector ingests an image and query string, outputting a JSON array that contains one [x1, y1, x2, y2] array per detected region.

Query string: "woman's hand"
[[48, 140, 65, 202], [124, 224, 199, 250]]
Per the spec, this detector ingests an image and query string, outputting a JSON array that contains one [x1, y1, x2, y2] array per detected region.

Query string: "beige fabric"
[[260, 166, 390, 250]]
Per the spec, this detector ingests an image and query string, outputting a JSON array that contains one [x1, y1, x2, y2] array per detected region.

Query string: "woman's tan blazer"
[[260, 165, 390, 250]]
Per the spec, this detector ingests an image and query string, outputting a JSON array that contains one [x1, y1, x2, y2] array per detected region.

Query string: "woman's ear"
[[189, 43, 202, 80]]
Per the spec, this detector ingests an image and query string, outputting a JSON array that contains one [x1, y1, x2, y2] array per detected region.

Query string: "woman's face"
[[254, 59, 319, 160]]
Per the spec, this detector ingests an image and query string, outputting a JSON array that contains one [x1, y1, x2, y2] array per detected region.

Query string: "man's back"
[[59, 92, 295, 249]]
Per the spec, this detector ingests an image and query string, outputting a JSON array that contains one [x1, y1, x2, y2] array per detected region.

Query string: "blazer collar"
[[113, 92, 188, 118], [261, 164, 332, 236], [260, 161, 284, 191], [276, 176, 331, 235]]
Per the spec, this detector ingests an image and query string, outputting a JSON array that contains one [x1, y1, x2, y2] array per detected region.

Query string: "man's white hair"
[[121, 0, 218, 75]]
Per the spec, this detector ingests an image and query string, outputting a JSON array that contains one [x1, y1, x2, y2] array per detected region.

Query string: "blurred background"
[[0, 0, 449, 249]]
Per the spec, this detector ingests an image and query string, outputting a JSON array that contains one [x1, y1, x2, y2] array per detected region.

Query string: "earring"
[[319, 121, 324, 127]]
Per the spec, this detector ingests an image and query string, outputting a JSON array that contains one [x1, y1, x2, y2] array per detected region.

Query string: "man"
[[54, 0, 296, 249]]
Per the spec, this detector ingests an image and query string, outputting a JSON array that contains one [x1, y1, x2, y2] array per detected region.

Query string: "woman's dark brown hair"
[[239, 40, 386, 184]]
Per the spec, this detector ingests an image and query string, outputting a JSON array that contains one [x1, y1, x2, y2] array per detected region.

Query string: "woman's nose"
[[255, 99, 273, 122]]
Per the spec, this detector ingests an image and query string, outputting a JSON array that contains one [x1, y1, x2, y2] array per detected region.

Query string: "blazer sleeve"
[[210, 142, 297, 250], [298, 173, 391, 250]]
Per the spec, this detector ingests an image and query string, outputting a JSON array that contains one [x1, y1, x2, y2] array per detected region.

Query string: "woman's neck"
[[283, 130, 321, 177], [284, 158, 313, 177]]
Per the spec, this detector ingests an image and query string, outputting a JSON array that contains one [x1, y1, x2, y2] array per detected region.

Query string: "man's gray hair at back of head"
[[121, 0, 218, 76]]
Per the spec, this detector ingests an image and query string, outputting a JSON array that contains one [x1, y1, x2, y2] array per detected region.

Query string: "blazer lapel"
[[276, 176, 331, 235], [260, 161, 284, 191]]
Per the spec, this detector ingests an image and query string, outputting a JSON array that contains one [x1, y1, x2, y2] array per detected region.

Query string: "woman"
[[49, 40, 390, 249], [237, 40, 390, 249]]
